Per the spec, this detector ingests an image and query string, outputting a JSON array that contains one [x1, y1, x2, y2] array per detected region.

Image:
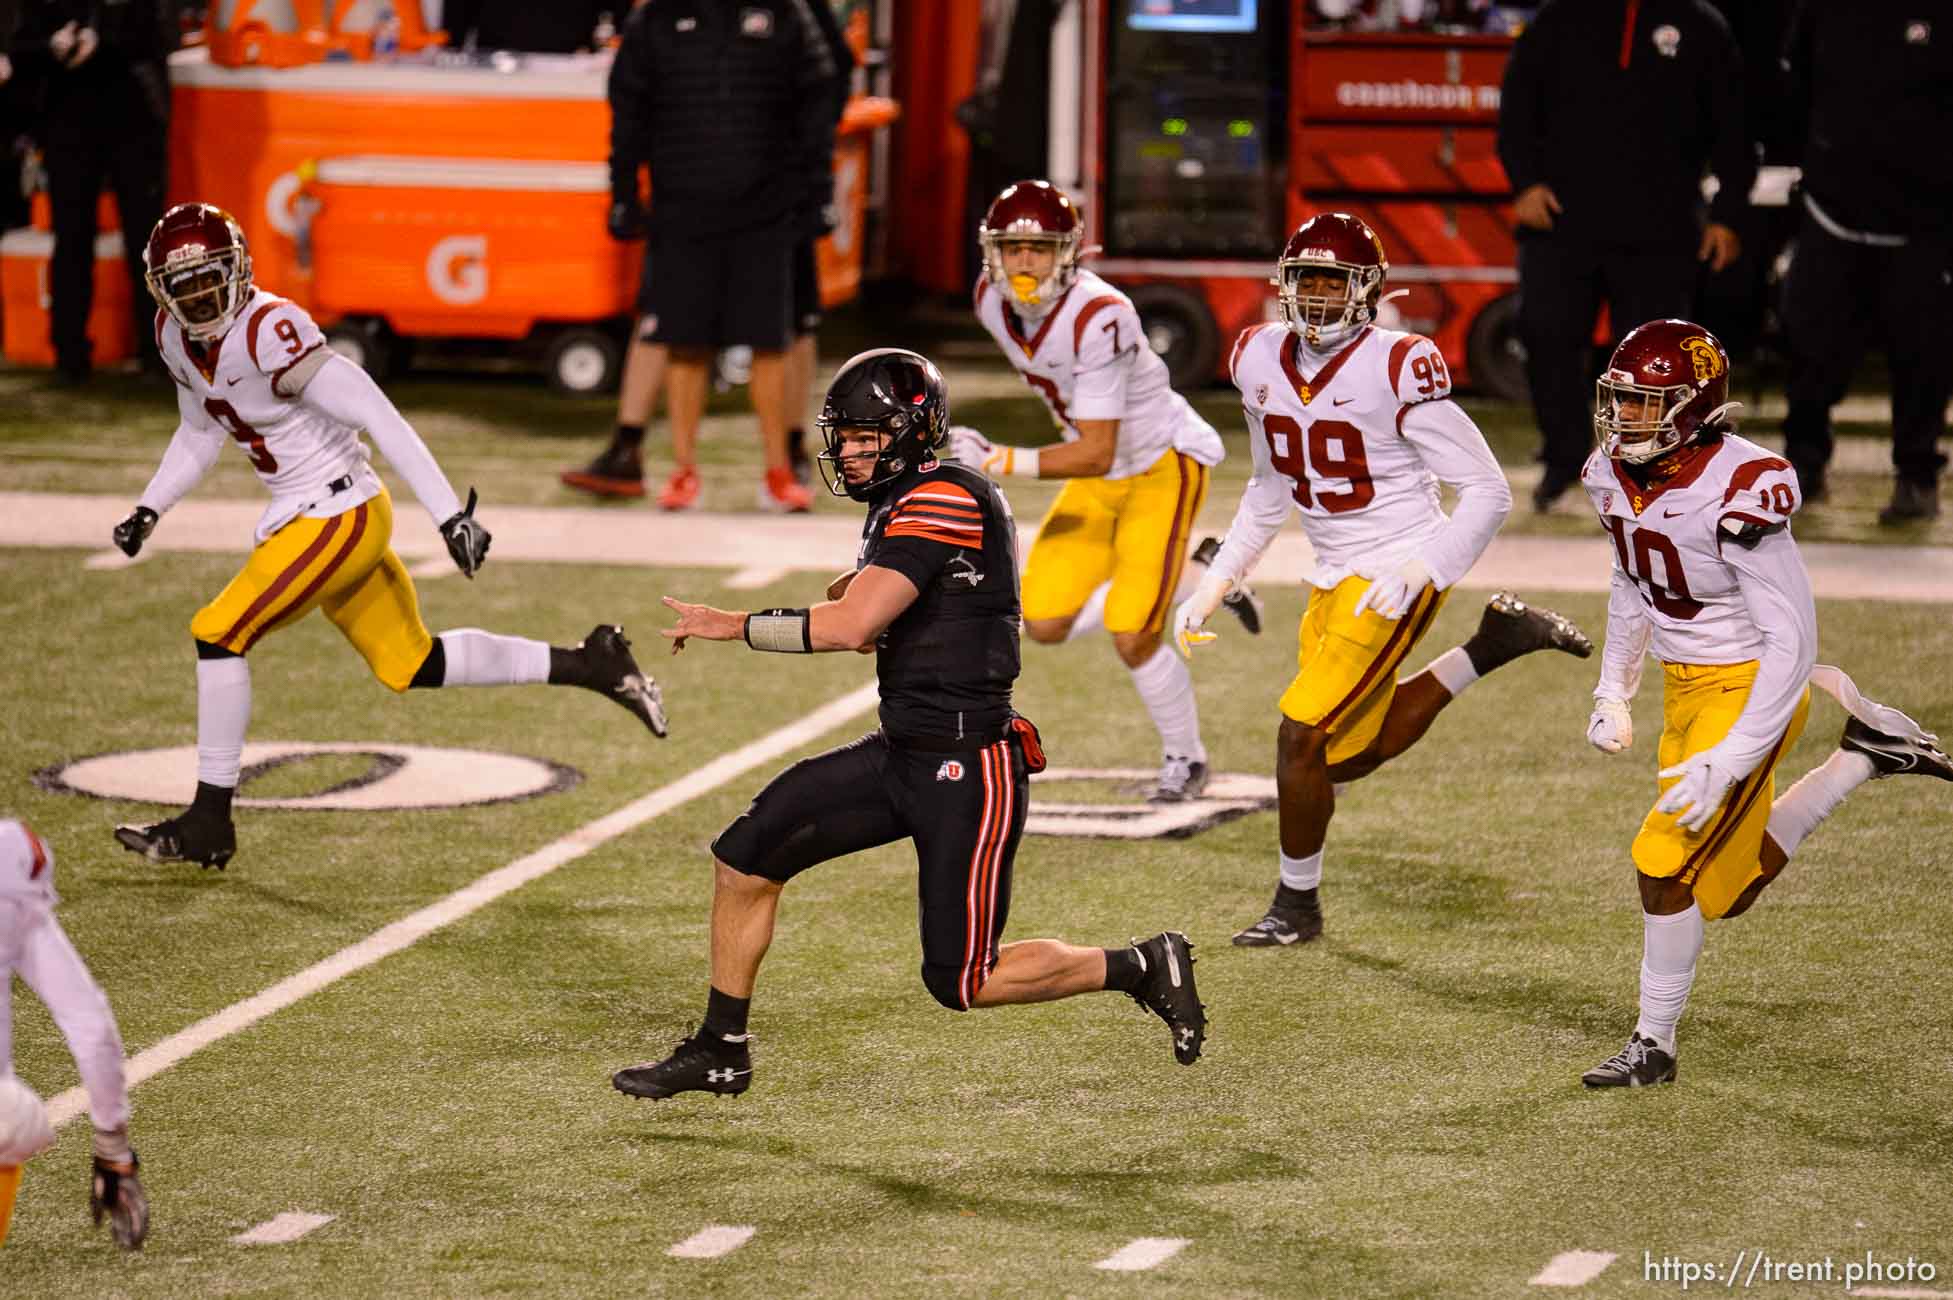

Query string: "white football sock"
[[1064, 583, 1110, 643], [1632, 902, 1704, 1054], [436, 629, 550, 687], [1765, 749, 1876, 858], [195, 656, 252, 788], [1129, 644, 1204, 762], [1279, 848, 1323, 891], [1420, 646, 1479, 697]]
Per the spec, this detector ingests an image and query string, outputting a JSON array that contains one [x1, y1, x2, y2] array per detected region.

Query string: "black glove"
[[90, 1152, 150, 1251], [607, 198, 648, 241], [440, 487, 491, 578], [112, 506, 158, 558]]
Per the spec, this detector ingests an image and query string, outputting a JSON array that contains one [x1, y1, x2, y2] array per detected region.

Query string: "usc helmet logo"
[[1680, 335, 1723, 383]]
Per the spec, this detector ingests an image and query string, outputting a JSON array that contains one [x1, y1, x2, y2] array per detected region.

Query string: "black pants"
[[1780, 208, 1952, 488], [44, 93, 168, 373], [1517, 237, 1697, 491], [712, 729, 1029, 1011]]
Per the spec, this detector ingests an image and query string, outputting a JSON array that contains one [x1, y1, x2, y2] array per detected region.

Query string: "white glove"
[[946, 425, 991, 467], [1587, 696, 1633, 753], [1657, 750, 1739, 833], [1173, 572, 1232, 659], [946, 424, 1037, 479], [1352, 556, 1431, 620]]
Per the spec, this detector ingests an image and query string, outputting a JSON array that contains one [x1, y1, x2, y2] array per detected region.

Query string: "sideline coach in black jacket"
[[1777, 0, 1952, 523], [607, 0, 838, 511], [1498, 0, 1753, 510]]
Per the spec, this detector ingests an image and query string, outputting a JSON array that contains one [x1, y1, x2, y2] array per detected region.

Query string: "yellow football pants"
[[1020, 450, 1208, 635], [1278, 575, 1447, 764]]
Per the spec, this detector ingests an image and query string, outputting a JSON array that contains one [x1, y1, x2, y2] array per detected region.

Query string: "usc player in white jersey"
[[1177, 213, 1593, 948], [1577, 320, 1952, 1087], [947, 181, 1248, 803], [0, 820, 147, 1250], [108, 204, 669, 872]]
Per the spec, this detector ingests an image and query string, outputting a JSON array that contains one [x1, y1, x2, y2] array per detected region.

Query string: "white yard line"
[[1094, 1237, 1190, 1271], [724, 565, 793, 590], [666, 1225, 757, 1259], [1530, 1251, 1618, 1287], [45, 681, 882, 1128], [233, 1211, 336, 1245], [7, 490, 1948, 602]]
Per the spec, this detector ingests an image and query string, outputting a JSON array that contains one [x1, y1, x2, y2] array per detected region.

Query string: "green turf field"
[[2, 520, 1949, 1294]]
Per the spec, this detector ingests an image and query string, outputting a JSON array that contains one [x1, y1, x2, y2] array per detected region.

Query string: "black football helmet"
[[816, 348, 950, 502]]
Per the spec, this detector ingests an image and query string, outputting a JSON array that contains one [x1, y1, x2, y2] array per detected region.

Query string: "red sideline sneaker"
[[560, 445, 646, 498], [759, 466, 812, 513], [658, 466, 702, 512]]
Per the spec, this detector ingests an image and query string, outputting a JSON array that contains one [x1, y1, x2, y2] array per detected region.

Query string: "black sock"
[[614, 423, 646, 451], [786, 426, 806, 448], [190, 780, 234, 820], [1102, 946, 1145, 992], [1274, 883, 1318, 914], [546, 645, 586, 687], [703, 986, 751, 1042]]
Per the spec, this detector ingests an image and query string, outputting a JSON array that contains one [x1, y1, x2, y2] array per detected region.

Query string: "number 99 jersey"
[[156, 289, 378, 542], [1579, 434, 1804, 664], [1227, 320, 1457, 584]]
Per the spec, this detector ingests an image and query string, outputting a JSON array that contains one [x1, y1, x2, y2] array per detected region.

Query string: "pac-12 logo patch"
[[936, 760, 965, 782]]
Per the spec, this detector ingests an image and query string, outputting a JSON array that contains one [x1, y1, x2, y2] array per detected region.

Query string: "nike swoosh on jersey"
[[1333, 397, 1354, 406]]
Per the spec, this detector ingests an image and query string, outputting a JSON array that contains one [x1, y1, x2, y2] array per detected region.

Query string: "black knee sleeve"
[[408, 639, 446, 690], [920, 963, 973, 1012]]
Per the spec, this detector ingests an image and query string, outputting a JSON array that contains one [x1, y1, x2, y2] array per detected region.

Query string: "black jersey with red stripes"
[[859, 456, 1022, 746]]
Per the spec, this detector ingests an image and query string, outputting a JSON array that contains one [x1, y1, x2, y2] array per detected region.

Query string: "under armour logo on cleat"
[[706, 1068, 742, 1083]]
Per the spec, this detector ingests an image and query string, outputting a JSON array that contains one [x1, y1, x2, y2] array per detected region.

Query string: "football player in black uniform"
[[612, 349, 1207, 1101]]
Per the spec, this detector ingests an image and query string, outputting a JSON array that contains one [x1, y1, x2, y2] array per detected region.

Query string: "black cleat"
[[1231, 903, 1323, 948], [1840, 716, 1953, 781], [1470, 592, 1593, 669], [1127, 931, 1206, 1065], [114, 807, 235, 870], [1581, 1033, 1677, 1088], [560, 443, 646, 498], [1191, 536, 1263, 635], [613, 1031, 753, 1100], [1148, 756, 1209, 804], [576, 624, 668, 738]]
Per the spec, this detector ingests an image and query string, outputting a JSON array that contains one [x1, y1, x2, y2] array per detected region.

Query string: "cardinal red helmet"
[[1595, 319, 1739, 464], [978, 180, 1084, 312], [144, 203, 253, 341], [1273, 213, 1389, 348]]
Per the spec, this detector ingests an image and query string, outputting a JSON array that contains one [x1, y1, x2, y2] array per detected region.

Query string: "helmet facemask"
[[980, 227, 1081, 316], [1594, 370, 1741, 465], [817, 411, 932, 502], [149, 244, 251, 341], [1274, 255, 1381, 349]]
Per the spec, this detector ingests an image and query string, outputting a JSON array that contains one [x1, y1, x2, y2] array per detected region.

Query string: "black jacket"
[[1497, 0, 1754, 250], [11, 0, 173, 122], [1781, 0, 1953, 239], [609, 0, 839, 239]]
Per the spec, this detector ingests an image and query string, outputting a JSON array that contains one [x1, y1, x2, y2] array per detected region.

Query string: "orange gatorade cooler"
[[302, 155, 643, 389], [0, 228, 137, 368]]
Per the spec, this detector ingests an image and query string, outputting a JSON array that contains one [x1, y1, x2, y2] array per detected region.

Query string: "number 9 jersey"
[[153, 291, 382, 543]]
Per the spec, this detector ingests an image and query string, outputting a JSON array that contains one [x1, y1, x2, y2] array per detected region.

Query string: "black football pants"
[[1780, 208, 1952, 488], [712, 729, 1028, 1011], [44, 96, 167, 373]]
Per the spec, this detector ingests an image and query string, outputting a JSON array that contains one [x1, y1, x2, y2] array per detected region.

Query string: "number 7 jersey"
[[1579, 434, 1805, 664], [1228, 320, 1459, 583]]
